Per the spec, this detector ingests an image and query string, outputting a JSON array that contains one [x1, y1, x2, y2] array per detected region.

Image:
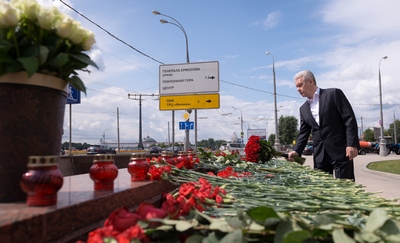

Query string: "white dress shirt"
[[308, 87, 320, 125]]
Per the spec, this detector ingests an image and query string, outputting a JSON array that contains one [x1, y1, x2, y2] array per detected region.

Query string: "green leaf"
[[70, 53, 98, 69], [48, 53, 69, 67], [365, 208, 390, 232], [354, 229, 381, 242], [175, 220, 196, 232], [194, 210, 218, 225], [246, 206, 280, 225], [379, 219, 400, 235], [249, 221, 265, 231], [313, 214, 343, 230], [202, 232, 221, 243], [385, 234, 400, 242], [17, 56, 39, 76], [209, 220, 234, 233], [275, 218, 302, 243], [0, 52, 15, 63], [220, 229, 243, 243], [332, 228, 356, 243], [38, 46, 49, 65], [66, 75, 86, 94], [185, 234, 204, 243], [283, 230, 312, 243]]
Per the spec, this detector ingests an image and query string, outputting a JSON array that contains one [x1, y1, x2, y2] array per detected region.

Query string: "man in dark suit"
[[288, 70, 359, 180]]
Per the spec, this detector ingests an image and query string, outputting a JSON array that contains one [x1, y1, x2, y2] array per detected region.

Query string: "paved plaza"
[[303, 153, 400, 201]]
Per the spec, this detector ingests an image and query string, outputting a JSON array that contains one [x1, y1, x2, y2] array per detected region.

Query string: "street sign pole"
[[159, 61, 220, 152]]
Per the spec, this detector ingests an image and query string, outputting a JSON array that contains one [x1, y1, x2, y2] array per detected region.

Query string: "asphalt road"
[[303, 153, 400, 201]]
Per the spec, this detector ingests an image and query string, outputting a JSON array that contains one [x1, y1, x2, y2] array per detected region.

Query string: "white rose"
[[11, 0, 39, 21], [82, 30, 96, 51], [37, 6, 60, 30], [55, 15, 74, 39], [0, 2, 20, 28], [68, 21, 87, 45]]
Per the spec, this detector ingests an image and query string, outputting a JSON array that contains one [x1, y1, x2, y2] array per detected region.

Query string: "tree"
[[278, 116, 299, 145], [362, 128, 375, 142], [268, 134, 275, 145], [387, 119, 400, 144]]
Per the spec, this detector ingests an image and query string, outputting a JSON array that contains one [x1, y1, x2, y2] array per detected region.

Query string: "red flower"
[[245, 136, 261, 162], [148, 165, 171, 180], [104, 207, 141, 233], [179, 182, 195, 197], [216, 194, 224, 204], [161, 194, 182, 219], [136, 202, 168, 220], [87, 226, 119, 243], [117, 225, 149, 243]]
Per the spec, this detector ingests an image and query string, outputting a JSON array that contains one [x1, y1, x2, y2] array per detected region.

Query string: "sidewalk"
[[303, 153, 400, 201]]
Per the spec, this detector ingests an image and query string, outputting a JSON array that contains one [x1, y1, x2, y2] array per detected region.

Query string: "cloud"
[[250, 11, 281, 30], [321, 0, 400, 40], [262, 11, 281, 30]]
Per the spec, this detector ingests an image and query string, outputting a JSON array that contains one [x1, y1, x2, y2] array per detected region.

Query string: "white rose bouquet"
[[0, 0, 97, 93]]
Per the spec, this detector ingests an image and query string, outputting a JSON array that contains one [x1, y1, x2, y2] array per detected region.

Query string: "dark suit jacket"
[[293, 88, 359, 162]]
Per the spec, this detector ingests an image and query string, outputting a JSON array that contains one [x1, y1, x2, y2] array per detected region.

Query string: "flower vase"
[[0, 72, 67, 202]]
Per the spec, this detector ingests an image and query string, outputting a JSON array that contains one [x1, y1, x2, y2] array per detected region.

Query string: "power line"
[[59, 1, 301, 101], [220, 79, 303, 100], [59, 0, 164, 65]]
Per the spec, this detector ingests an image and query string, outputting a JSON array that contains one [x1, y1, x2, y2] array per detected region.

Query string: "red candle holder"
[[161, 151, 175, 165], [20, 155, 64, 206], [89, 154, 118, 191], [128, 152, 150, 181], [177, 151, 189, 164]]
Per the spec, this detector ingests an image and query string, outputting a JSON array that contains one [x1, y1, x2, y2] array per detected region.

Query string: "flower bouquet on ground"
[[245, 135, 305, 165], [0, 0, 98, 93]]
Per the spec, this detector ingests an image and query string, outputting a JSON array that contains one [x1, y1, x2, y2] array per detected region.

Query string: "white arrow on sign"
[[159, 61, 219, 95]]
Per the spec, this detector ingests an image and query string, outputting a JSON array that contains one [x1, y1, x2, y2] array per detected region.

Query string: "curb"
[[362, 163, 400, 180]]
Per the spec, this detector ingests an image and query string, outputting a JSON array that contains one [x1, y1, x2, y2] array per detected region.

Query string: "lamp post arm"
[[163, 21, 190, 63]]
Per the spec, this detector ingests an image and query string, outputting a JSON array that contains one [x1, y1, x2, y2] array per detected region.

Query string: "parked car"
[[165, 146, 183, 153], [303, 144, 313, 155], [86, 145, 116, 155], [150, 146, 161, 154], [227, 142, 246, 155]]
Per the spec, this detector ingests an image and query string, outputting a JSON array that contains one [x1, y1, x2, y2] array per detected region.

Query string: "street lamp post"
[[153, 10, 193, 152], [265, 52, 281, 151], [378, 56, 388, 156], [232, 107, 244, 143]]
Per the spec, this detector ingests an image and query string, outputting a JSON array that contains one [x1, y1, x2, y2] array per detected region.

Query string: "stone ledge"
[[0, 168, 177, 243]]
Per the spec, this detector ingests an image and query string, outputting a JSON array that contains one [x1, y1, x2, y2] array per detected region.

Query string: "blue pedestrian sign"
[[66, 84, 81, 104], [179, 121, 194, 130]]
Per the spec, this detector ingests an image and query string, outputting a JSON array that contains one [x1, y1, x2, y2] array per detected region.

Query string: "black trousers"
[[314, 150, 355, 181]]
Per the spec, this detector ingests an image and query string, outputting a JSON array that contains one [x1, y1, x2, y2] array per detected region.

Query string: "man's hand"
[[287, 151, 299, 162], [346, 146, 358, 160]]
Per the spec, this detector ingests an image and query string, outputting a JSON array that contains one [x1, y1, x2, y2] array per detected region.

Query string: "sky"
[[40, 0, 400, 145]]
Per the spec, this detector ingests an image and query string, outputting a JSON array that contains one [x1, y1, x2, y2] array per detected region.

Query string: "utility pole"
[[117, 107, 120, 152], [128, 93, 159, 150]]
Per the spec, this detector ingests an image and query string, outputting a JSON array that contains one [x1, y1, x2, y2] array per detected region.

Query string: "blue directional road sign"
[[179, 121, 194, 130]]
